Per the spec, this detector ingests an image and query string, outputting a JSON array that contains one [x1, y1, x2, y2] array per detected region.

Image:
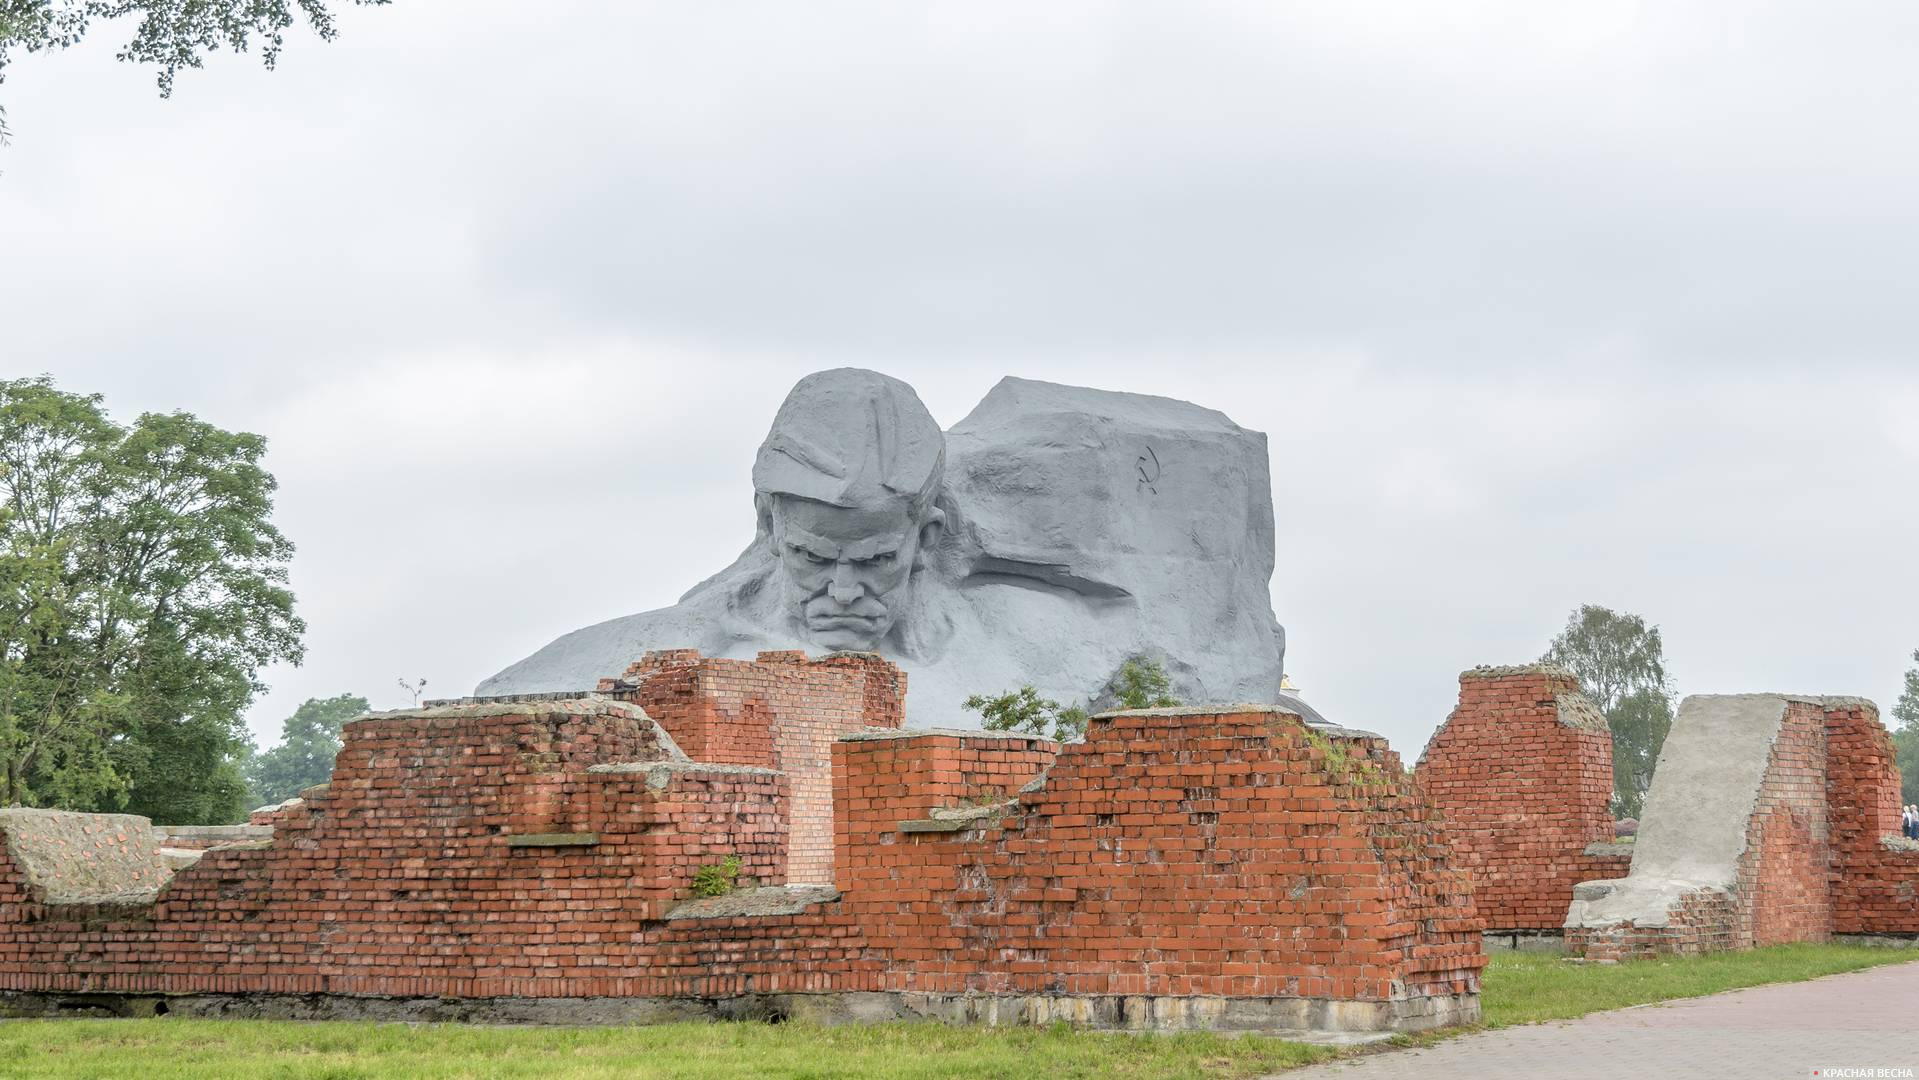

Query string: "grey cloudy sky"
[[4, 2, 1917, 758]]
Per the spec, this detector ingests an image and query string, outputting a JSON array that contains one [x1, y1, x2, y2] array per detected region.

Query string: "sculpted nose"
[[827, 564, 864, 605]]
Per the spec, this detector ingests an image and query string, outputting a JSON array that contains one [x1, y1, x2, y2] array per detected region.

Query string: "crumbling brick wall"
[[1743, 700, 1831, 947], [1567, 695, 1861, 960], [1415, 665, 1622, 932], [0, 699, 789, 1000], [602, 649, 905, 885], [836, 708, 1483, 1018], [0, 663, 1485, 1034], [1825, 699, 1919, 935]]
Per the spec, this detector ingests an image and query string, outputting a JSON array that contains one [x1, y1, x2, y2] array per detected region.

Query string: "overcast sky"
[[4, 2, 1917, 759]]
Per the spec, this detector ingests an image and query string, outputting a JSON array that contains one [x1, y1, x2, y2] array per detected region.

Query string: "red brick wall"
[[1572, 889, 1741, 961], [836, 708, 1483, 1005], [1569, 697, 1844, 960], [603, 649, 906, 885], [0, 689, 1483, 1023], [1742, 700, 1831, 947], [0, 700, 792, 999], [1415, 666, 1618, 931], [1825, 699, 1919, 935]]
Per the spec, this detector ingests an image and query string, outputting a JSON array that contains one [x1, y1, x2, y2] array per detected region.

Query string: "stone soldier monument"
[[478, 369, 1287, 724]]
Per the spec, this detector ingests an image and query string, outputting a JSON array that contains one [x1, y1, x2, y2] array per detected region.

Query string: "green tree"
[[0, 376, 303, 824], [1, 1, 389, 96], [1112, 656, 1179, 710], [1542, 604, 1675, 819], [245, 693, 366, 807], [1891, 650, 1919, 806], [962, 657, 1180, 744], [964, 686, 1083, 744]]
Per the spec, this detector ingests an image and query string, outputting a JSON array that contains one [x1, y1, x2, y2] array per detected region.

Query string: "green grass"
[[1478, 941, 1911, 1026], [0, 1018, 1344, 1080], [0, 944, 1909, 1079]]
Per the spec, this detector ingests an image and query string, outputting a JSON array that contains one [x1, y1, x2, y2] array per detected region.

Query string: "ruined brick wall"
[[0, 700, 791, 1000], [1825, 699, 1919, 935], [836, 708, 1483, 1013], [603, 649, 905, 885], [1572, 890, 1741, 962], [1568, 696, 1848, 960], [1743, 700, 1831, 947], [0, 684, 1484, 1032], [1415, 665, 1620, 932]]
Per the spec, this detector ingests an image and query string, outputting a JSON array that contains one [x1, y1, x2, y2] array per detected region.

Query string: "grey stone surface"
[[1582, 841, 1636, 859], [1553, 691, 1609, 731], [1094, 699, 1378, 739], [834, 725, 1050, 743], [155, 847, 206, 871], [1566, 693, 1791, 931], [664, 884, 840, 919], [354, 697, 656, 724], [476, 370, 1288, 727], [889, 991, 1471, 1040], [503, 832, 600, 847], [0, 808, 174, 906], [899, 802, 1013, 832], [1460, 662, 1579, 680], [1835, 934, 1919, 948], [584, 759, 779, 790], [152, 825, 272, 845], [0, 987, 1473, 1039], [246, 797, 302, 818], [1482, 930, 1569, 952]]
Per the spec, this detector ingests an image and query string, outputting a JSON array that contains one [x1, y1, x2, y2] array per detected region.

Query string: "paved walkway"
[[1282, 959, 1919, 1080]]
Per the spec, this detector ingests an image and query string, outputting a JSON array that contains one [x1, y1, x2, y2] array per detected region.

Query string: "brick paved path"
[[1282, 959, 1919, 1080]]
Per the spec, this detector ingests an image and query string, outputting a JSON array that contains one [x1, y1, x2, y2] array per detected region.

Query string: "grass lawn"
[[0, 944, 1909, 1079]]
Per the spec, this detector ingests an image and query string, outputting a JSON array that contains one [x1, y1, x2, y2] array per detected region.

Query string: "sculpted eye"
[[790, 545, 831, 565]]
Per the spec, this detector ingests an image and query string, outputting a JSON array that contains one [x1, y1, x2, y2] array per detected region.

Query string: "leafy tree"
[[1891, 650, 1919, 806], [963, 657, 1179, 744], [964, 686, 1081, 743], [0, 376, 303, 824], [1, 0, 390, 96], [0, 1, 387, 151], [245, 693, 366, 807], [1112, 657, 1179, 710], [1542, 604, 1675, 819]]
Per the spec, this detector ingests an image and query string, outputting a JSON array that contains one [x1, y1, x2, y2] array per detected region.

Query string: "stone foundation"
[[0, 987, 1474, 1039]]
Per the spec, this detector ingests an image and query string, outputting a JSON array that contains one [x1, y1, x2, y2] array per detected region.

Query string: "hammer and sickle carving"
[[1137, 445, 1162, 495]]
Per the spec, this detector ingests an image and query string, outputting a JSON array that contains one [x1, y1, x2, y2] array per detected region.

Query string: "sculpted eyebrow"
[[783, 530, 839, 558]]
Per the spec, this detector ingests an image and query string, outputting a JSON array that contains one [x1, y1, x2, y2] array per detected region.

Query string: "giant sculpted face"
[[476, 366, 1289, 727], [750, 369, 948, 653], [768, 494, 943, 651]]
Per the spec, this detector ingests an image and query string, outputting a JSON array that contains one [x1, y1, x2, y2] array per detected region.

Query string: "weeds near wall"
[[691, 856, 743, 898], [1301, 727, 1391, 792]]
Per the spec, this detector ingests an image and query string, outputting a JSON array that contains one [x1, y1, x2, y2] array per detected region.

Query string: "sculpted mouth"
[[809, 615, 880, 630]]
